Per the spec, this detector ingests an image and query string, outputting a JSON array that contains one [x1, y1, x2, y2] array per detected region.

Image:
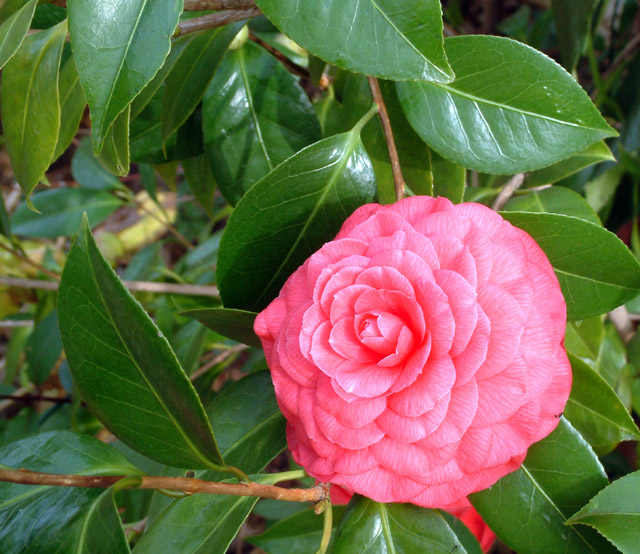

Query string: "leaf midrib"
[[433, 82, 612, 134], [377, 503, 397, 554], [82, 233, 220, 470], [521, 465, 601, 553], [554, 268, 640, 292], [367, 0, 450, 80], [567, 396, 638, 437]]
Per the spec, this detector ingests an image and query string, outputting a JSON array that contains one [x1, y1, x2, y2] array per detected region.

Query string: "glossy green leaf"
[[96, 105, 130, 176], [134, 373, 286, 554], [398, 35, 617, 175], [72, 137, 123, 191], [161, 24, 242, 145], [183, 154, 216, 218], [255, 0, 453, 82], [565, 316, 604, 361], [181, 308, 261, 348], [503, 186, 600, 225], [0, 194, 11, 239], [67, 0, 182, 153], [526, 141, 614, 188], [203, 40, 321, 205], [217, 111, 377, 311], [551, 0, 597, 71], [0, 431, 141, 553], [206, 370, 286, 471], [501, 212, 640, 320], [431, 148, 465, 203], [58, 216, 225, 469], [52, 56, 86, 162], [565, 354, 640, 455], [10, 188, 123, 238], [135, 474, 281, 554], [567, 470, 640, 554], [470, 418, 616, 554], [0, 0, 37, 70], [1, 20, 67, 201], [249, 505, 348, 554], [332, 496, 471, 553], [25, 309, 63, 386]]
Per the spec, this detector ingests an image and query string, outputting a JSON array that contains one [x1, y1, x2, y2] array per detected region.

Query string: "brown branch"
[[47, 0, 257, 9], [0, 276, 220, 297], [0, 468, 330, 503], [0, 394, 70, 404], [176, 8, 262, 36], [248, 32, 310, 80], [367, 77, 405, 202], [491, 173, 526, 211], [601, 32, 640, 82]]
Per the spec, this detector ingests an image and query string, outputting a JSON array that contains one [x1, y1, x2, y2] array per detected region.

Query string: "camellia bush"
[[1, 0, 640, 553]]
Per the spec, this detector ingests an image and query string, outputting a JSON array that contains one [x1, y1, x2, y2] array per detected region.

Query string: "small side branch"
[[0, 276, 220, 297], [0, 468, 330, 504], [176, 8, 262, 36], [492, 173, 525, 211], [367, 77, 405, 202], [47, 0, 257, 10]]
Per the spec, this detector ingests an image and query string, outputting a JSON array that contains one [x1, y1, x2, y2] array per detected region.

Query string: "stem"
[[315, 500, 333, 554], [0, 242, 60, 280], [367, 77, 405, 202], [47, 0, 257, 9], [248, 32, 310, 80], [491, 173, 525, 211], [0, 276, 220, 297], [175, 9, 262, 37], [0, 468, 331, 503], [132, 198, 194, 251]]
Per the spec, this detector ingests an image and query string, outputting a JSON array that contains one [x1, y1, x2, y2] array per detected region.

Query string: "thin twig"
[[176, 8, 262, 36], [0, 468, 330, 503], [248, 32, 310, 80], [0, 276, 220, 297], [600, 32, 640, 82], [491, 173, 526, 211], [47, 0, 257, 9], [0, 320, 34, 328], [0, 394, 71, 404], [0, 242, 60, 280], [367, 77, 405, 202], [190, 344, 248, 382], [133, 200, 194, 251]]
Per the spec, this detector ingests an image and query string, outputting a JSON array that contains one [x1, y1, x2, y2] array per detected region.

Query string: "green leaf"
[[206, 370, 286, 471], [565, 354, 640, 455], [181, 308, 261, 348], [161, 23, 242, 146], [25, 308, 63, 386], [431, 148, 465, 203], [501, 212, 640, 320], [183, 154, 216, 218], [470, 418, 616, 554], [397, 35, 617, 175], [135, 372, 286, 554], [52, 55, 86, 162], [567, 470, 640, 554], [331, 496, 472, 553], [10, 188, 123, 238], [526, 141, 614, 188], [1, 20, 67, 201], [503, 186, 600, 225], [551, 0, 597, 71], [0, 431, 141, 554], [565, 316, 604, 361], [254, 0, 453, 82], [248, 505, 348, 554], [0, 0, 37, 70], [72, 137, 123, 191], [203, 40, 322, 205], [96, 105, 130, 176], [67, 0, 182, 153], [217, 110, 378, 311], [58, 216, 225, 470], [0, 194, 11, 239]]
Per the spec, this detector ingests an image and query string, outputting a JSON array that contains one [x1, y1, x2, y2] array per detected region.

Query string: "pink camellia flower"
[[254, 196, 571, 509]]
